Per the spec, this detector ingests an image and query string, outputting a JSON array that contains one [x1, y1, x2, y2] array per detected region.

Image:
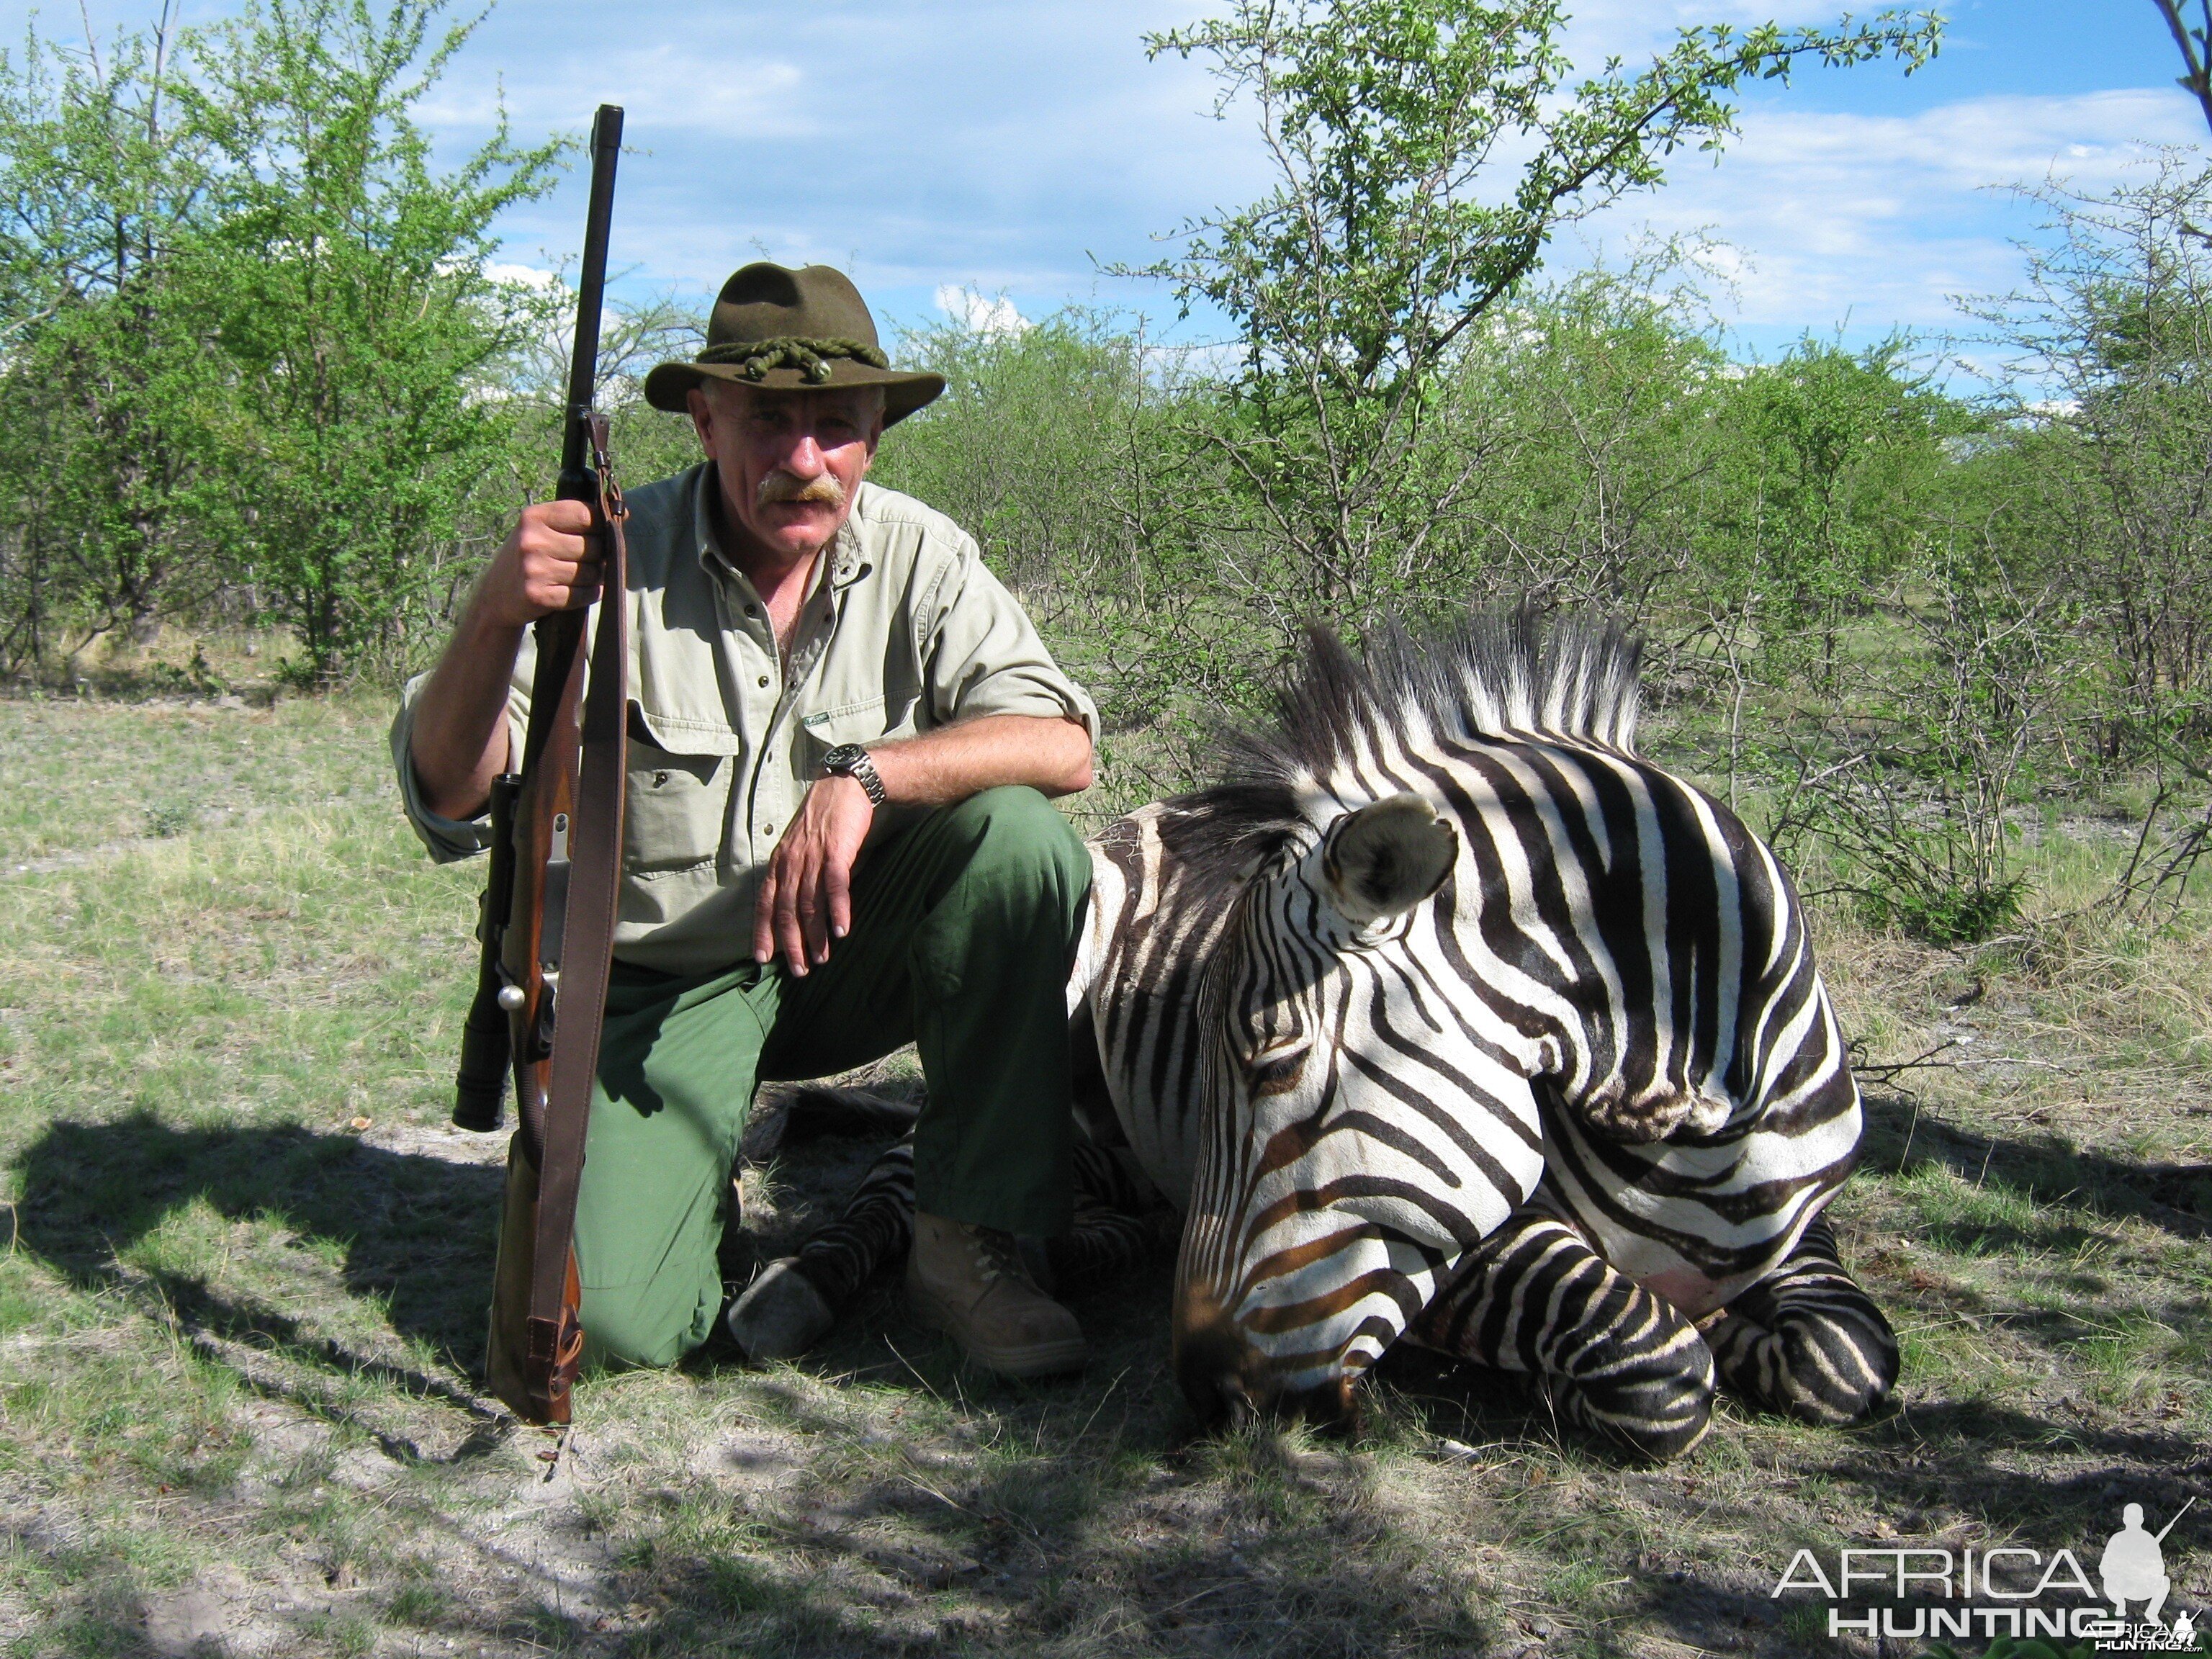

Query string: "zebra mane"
[[1161, 608, 1642, 884]]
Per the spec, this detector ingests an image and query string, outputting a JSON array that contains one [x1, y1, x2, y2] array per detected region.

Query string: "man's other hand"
[[481, 499, 601, 628], [754, 773, 875, 975]]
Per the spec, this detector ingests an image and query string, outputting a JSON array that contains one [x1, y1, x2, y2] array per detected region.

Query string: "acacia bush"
[[860, 252, 2206, 942], [0, 0, 558, 683], [1972, 159, 2212, 757]]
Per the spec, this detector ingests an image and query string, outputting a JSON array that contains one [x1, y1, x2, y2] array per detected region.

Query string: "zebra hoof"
[[726, 1259, 835, 1362]]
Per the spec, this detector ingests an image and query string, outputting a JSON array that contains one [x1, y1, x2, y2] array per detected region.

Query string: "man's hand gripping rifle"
[[451, 104, 629, 1429]]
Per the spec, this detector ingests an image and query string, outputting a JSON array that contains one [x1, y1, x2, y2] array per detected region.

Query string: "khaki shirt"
[[390, 464, 1097, 976]]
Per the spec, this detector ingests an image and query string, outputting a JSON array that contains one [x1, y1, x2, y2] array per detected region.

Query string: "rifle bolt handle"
[[498, 985, 526, 1012]]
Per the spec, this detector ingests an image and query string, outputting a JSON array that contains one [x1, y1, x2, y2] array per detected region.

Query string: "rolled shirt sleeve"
[[387, 656, 533, 865], [919, 533, 1099, 739]]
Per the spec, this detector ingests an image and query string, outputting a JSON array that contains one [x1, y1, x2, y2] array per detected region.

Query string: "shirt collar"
[[829, 495, 871, 590], [692, 462, 736, 580]]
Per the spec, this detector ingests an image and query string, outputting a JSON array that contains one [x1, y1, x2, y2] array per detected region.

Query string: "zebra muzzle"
[[1172, 1293, 1263, 1426], [1173, 1295, 1359, 1429]]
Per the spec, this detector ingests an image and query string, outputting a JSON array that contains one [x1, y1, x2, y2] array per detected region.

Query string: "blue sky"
[[17, 0, 2206, 364]]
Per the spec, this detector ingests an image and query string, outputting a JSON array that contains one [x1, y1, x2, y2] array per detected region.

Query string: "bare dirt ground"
[[3, 696, 2210, 1658]]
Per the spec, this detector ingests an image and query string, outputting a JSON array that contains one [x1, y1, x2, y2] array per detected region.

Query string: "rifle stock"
[[454, 104, 627, 1427]]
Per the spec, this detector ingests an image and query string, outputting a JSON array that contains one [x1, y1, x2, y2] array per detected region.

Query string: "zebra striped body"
[[1071, 618, 1871, 1429], [743, 611, 1897, 1456]]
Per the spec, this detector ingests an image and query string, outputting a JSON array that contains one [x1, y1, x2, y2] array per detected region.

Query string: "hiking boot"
[[905, 1211, 1087, 1378]]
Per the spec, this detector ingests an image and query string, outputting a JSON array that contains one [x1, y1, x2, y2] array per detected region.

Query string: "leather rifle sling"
[[522, 416, 628, 1423]]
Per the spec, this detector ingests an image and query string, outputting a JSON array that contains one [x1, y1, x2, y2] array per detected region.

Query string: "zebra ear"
[[1321, 795, 1457, 927]]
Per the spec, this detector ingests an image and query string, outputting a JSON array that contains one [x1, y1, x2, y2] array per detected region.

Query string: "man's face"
[[688, 379, 884, 570]]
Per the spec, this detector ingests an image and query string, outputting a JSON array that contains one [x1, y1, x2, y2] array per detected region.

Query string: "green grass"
[[0, 692, 2209, 1656]]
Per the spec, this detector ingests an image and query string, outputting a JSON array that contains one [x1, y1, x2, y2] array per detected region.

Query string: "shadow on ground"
[[1863, 1089, 2212, 1237], [14, 1113, 503, 1395]]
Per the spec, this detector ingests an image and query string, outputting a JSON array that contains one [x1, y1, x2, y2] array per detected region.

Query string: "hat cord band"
[[695, 336, 891, 385]]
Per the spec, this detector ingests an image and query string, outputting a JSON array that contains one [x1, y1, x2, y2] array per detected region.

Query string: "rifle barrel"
[[557, 104, 624, 502], [2154, 1494, 2198, 1543]]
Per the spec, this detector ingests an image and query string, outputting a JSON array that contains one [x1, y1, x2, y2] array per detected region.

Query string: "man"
[[391, 262, 1098, 1379]]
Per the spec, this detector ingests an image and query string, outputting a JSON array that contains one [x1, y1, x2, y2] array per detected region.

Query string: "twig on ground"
[[882, 1336, 949, 1406], [1073, 1367, 1131, 1444], [1853, 1038, 1963, 1085], [895, 1469, 973, 1517], [1897, 1093, 1925, 1173], [1153, 1582, 1233, 1618]]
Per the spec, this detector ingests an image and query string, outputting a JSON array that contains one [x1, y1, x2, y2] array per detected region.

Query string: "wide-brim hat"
[[644, 262, 945, 426]]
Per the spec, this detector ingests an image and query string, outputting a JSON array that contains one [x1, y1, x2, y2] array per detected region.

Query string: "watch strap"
[[824, 742, 887, 808]]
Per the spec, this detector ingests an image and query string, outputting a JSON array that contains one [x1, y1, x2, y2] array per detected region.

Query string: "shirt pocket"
[[626, 731, 734, 876], [798, 692, 920, 763]]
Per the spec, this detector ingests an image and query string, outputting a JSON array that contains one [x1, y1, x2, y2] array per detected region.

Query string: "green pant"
[[573, 785, 1091, 1368]]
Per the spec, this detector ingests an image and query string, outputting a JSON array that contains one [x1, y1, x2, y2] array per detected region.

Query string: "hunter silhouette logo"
[[2102, 1499, 2191, 1626]]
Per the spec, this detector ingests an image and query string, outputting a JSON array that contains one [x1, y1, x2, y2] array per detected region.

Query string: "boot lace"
[[966, 1225, 1028, 1287]]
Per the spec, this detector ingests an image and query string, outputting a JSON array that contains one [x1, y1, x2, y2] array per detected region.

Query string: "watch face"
[[819, 742, 884, 804]]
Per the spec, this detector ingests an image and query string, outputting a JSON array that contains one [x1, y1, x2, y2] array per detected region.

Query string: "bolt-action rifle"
[[450, 104, 629, 1428]]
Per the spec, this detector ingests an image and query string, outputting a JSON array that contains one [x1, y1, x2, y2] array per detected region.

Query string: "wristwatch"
[[821, 742, 886, 807]]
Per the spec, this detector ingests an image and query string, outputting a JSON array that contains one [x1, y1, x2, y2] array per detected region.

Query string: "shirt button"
[[763, 824, 775, 837], [757, 675, 770, 688], [745, 603, 759, 617], [652, 770, 668, 787]]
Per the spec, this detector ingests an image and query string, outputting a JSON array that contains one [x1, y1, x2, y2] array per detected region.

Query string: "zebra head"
[[1162, 631, 1642, 1421], [1172, 783, 1544, 1423]]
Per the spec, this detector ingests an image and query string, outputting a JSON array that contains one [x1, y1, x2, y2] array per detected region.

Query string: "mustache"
[[757, 470, 847, 508]]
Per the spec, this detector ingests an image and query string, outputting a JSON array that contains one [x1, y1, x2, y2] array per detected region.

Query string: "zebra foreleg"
[[727, 1133, 917, 1361], [1412, 1211, 1714, 1462], [1705, 1217, 1898, 1426], [1038, 1143, 1179, 1295]]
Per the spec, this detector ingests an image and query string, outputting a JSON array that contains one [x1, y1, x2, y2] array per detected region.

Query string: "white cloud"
[[485, 261, 562, 291], [1714, 90, 2190, 189], [386, 0, 1271, 323], [934, 285, 1030, 336], [418, 52, 813, 143], [1573, 88, 2206, 328]]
